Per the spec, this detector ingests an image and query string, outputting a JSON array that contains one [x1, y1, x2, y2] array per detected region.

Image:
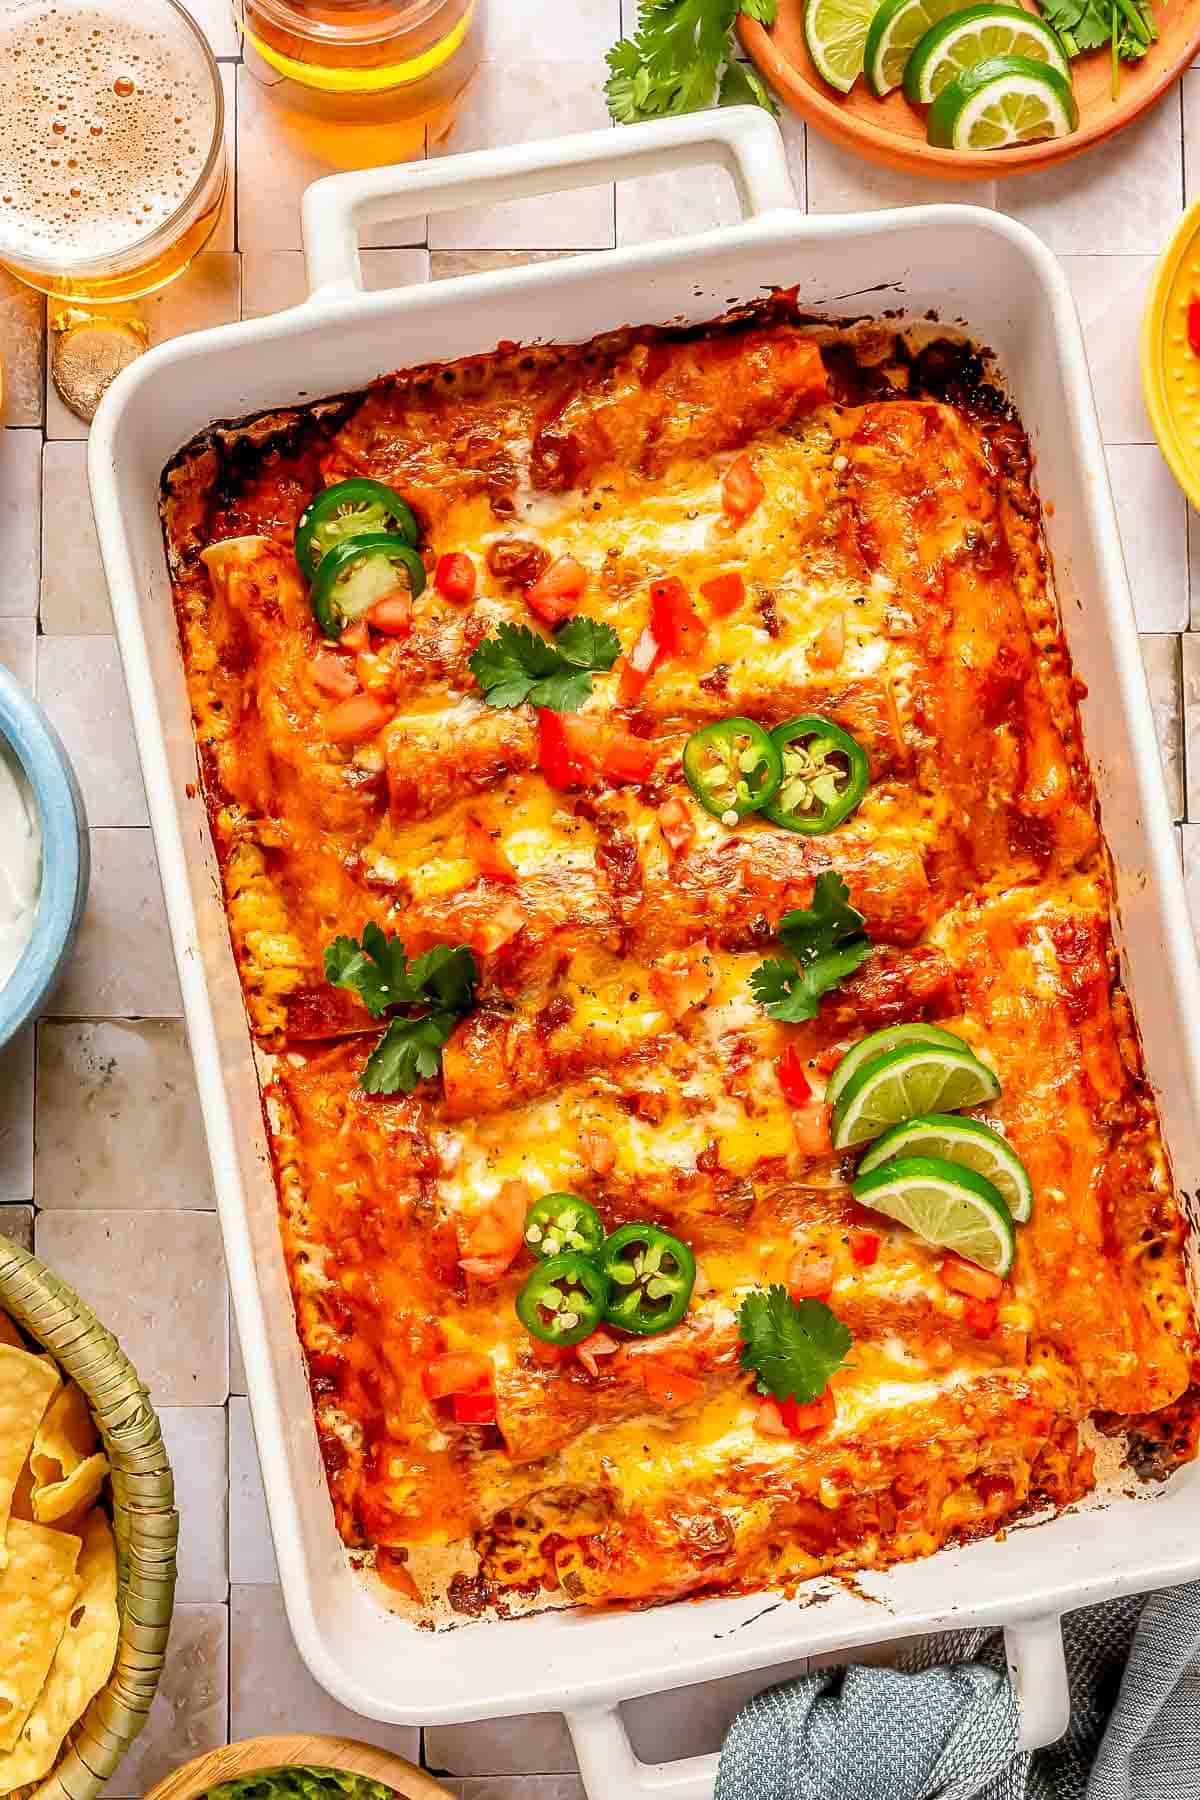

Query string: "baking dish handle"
[[565, 1615, 1069, 1797], [301, 107, 796, 301]]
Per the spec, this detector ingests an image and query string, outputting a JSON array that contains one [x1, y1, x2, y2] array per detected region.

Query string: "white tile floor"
[[2, 5, 1199, 1790]]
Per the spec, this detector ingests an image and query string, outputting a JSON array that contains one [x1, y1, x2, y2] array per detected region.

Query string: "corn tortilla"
[[0, 1519, 81, 1754], [0, 1511, 118, 1796], [29, 1384, 109, 1526], [0, 1349, 59, 1571]]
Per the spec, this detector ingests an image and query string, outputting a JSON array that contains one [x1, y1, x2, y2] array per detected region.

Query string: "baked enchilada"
[[161, 304, 1199, 1619]]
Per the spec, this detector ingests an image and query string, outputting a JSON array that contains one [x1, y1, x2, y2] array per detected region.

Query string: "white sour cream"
[[0, 741, 41, 991]]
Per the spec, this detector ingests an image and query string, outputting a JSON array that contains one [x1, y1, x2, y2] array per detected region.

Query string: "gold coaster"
[[50, 315, 150, 424]]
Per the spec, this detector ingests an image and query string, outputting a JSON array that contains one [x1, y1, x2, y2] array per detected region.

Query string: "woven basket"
[[0, 1233, 178, 1800]]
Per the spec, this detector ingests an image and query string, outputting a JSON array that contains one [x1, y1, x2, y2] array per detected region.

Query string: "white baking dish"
[[89, 109, 1200, 1799]]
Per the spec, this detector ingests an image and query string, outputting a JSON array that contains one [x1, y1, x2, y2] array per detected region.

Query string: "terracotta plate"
[[738, 0, 1200, 178]]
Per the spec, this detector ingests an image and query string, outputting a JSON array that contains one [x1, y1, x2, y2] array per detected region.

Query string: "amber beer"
[[0, 0, 227, 304], [234, 0, 481, 140]]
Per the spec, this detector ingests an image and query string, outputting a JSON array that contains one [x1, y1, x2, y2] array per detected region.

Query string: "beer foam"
[[0, 0, 218, 266]]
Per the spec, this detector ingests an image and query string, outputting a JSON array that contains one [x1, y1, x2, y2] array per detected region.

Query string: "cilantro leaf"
[[361, 1011, 458, 1096], [719, 58, 777, 112], [324, 920, 427, 1017], [553, 616, 621, 671], [737, 1285, 852, 1404], [469, 615, 622, 713], [324, 927, 479, 1095], [749, 872, 871, 1022], [605, 0, 777, 124]]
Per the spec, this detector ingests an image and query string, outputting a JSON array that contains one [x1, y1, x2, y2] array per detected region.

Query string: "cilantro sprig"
[[606, 0, 778, 125], [1035, 0, 1155, 93], [737, 1285, 852, 1405], [749, 871, 871, 1023], [468, 616, 621, 713], [324, 923, 477, 1095]]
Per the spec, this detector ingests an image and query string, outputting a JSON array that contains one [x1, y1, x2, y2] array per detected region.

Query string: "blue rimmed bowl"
[[0, 665, 89, 1050]]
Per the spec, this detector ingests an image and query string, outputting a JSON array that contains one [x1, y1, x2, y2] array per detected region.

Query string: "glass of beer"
[[0, 0, 227, 306], [234, 0, 481, 140]]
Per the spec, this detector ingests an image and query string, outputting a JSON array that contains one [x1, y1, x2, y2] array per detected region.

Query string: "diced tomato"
[[776, 1043, 812, 1106], [529, 1338, 572, 1367], [339, 620, 370, 652], [562, 714, 657, 784], [311, 649, 359, 700], [576, 1329, 620, 1378], [649, 947, 717, 1020], [700, 572, 746, 615], [788, 1253, 834, 1302], [814, 1042, 850, 1076], [755, 1399, 792, 1439], [537, 708, 591, 788], [641, 1362, 705, 1408], [649, 577, 707, 658], [453, 1388, 498, 1425], [472, 894, 528, 954], [790, 1101, 832, 1158], [460, 1179, 528, 1279], [325, 693, 394, 743], [367, 592, 413, 636], [780, 1389, 836, 1437], [810, 613, 846, 669], [616, 624, 662, 704], [656, 794, 694, 852], [941, 1257, 1004, 1302], [849, 1229, 881, 1268], [962, 1297, 999, 1336], [465, 815, 517, 882], [722, 453, 765, 521], [1189, 298, 1200, 358], [435, 551, 476, 603], [422, 1351, 492, 1401], [579, 1127, 616, 1176], [525, 554, 588, 623]]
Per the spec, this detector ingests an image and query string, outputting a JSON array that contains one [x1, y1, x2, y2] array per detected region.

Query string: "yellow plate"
[[1143, 198, 1200, 513]]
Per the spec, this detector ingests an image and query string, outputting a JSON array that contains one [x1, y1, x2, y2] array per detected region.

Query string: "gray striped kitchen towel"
[[717, 1581, 1200, 1800]]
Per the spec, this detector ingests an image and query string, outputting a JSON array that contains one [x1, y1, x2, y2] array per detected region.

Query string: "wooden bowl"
[[143, 1735, 452, 1800], [738, 0, 1200, 178]]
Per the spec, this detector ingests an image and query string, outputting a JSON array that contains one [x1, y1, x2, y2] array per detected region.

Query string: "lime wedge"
[[903, 4, 1070, 103], [857, 1114, 1032, 1222], [804, 0, 883, 93], [863, 0, 964, 96], [825, 1021, 971, 1115], [852, 1154, 1016, 1275], [831, 1044, 1001, 1149], [926, 54, 1078, 150]]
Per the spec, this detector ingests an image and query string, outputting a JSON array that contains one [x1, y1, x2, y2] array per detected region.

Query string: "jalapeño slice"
[[682, 717, 782, 822], [310, 533, 427, 639], [523, 1193, 605, 1261], [598, 1224, 696, 1336], [763, 716, 870, 835], [516, 1252, 610, 1347], [295, 478, 420, 582]]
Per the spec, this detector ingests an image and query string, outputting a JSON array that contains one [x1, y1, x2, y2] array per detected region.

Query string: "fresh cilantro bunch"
[[324, 923, 477, 1095], [750, 871, 871, 1023], [606, 0, 778, 124], [1035, 0, 1155, 92], [468, 616, 621, 712], [737, 1285, 852, 1404]]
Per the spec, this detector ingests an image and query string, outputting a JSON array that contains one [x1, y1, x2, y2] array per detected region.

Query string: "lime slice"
[[852, 1154, 1016, 1275], [863, 0, 964, 96], [825, 1021, 970, 1115], [926, 54, 1078, 150], [857, 1114, 1032, 1222], [804, 0, 883, 93], [831, 1044, 1001, 1149], [903, 4, 1070, 103]]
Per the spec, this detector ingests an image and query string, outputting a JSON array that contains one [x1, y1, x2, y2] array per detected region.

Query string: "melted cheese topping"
[[165, 318, 1198, 1619]]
